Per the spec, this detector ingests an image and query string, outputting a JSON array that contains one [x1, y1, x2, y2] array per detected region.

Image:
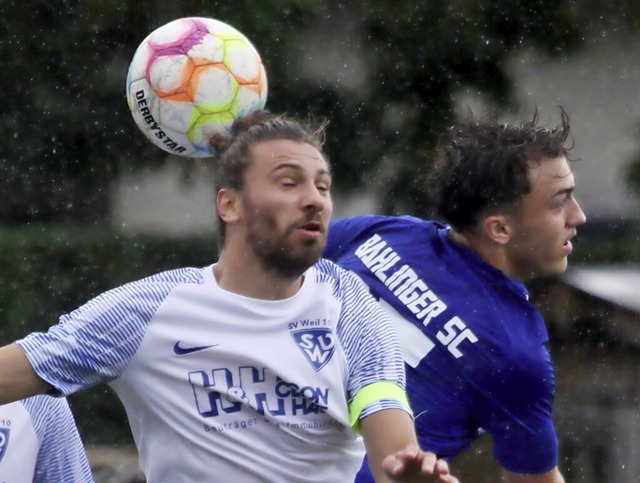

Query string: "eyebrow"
[[552, 186, 575, 198], [272, 162, 331, 177]]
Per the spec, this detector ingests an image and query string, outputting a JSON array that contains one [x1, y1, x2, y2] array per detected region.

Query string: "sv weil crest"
[[0, 428, 9, 463], [291, 328, 336, 372]]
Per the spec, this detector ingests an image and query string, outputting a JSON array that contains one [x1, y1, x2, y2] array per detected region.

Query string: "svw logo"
[[292, 328, 335, 372], [0, 428, 9, 463]]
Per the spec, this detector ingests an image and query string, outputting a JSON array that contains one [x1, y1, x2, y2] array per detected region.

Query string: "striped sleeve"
[[23, 395, 94, 482], [317, 260, 412, 428], [17, 268, 203, 396]]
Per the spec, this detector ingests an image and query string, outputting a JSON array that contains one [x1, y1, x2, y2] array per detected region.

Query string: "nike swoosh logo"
[[173, 341, 219, 355]]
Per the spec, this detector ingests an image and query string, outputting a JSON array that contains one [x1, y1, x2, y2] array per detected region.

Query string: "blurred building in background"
[[534, 266, 640, 483]]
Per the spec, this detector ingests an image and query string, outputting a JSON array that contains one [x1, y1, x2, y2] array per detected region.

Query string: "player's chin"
[[295, 227, 325, 243], [291, 243, 325, 267], [296, 230, 327, 250], [529, 254, 568, 278], [543, 257, 569, 277]]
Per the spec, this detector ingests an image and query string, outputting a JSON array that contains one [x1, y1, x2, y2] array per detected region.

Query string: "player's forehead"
[[248, 139, 330, 176], [528, 155, 573, 188], [524, 155, 575, 205]]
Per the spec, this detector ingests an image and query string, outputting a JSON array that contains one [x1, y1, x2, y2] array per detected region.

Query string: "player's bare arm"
[[505, 467, 565, 483], [360, 408, 459, 483], [0, 343, 49, 404]]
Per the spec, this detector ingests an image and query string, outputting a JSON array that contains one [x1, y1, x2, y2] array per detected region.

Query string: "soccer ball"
[[126, 17, 268, 158]]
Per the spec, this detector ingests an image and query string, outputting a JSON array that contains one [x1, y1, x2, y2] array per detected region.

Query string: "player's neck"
[[449, 229, 515, 279], [213, 256, 304, 300]]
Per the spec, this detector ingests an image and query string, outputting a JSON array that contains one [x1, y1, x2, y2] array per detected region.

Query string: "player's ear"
[[217, 188, 241, 224], [483, 214, 511, 245]]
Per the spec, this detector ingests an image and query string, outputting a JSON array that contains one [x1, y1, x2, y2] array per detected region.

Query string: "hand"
[[382, 443, 459, 483]]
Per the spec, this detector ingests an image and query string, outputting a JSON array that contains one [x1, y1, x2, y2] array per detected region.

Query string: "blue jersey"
[[324, 215, 558, 478]]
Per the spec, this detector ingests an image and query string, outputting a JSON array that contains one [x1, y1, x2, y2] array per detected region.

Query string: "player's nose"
[[302, 183, 329, 213], [568, 197, 586, 227]]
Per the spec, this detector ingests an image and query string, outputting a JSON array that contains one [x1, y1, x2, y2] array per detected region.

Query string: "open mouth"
[[296, 221, 323, 240], [563, 239, 573, 253], [301, 221, 321, 233]]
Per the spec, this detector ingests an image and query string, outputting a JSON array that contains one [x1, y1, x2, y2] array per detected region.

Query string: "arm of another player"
[[34, 396, 94, 482], [505, 467, 565, 483], [360, 408, 459, 483], [0, 343, 50, 404]]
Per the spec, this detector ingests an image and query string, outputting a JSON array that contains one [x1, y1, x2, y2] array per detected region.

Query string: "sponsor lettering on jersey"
[[355, 234, 447, 326], [0, 429, 9, 463], [355, 234, 479, 359], [188, 366, 330, 419]]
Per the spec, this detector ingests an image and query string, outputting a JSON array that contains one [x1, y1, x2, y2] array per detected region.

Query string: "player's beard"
[[244, 204, 325, 279]]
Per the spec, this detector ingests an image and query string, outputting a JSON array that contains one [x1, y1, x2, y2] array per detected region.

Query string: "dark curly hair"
[[209, 110, 329, 243], [427, 107, 574, 232]]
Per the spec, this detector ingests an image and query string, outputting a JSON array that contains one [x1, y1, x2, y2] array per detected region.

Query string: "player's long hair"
[[428, 106, 574, 232], [209, 110, 328, 244]]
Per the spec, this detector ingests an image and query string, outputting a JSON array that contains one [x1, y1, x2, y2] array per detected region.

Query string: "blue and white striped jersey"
[[17, 261, 409, 482], [0, 395, 94, 483]]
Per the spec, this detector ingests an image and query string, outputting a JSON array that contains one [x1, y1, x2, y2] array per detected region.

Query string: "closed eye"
[[316, 175, 332, 193], [280, 178, 297, 187]]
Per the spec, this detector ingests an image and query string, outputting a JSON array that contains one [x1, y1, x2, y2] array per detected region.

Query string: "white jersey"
[[0, 396, 94, 483], [17, 261, 408, 482]]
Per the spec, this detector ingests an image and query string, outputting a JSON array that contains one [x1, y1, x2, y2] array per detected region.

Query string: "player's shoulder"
[[18, 394, 60, 411], [313, 258, 363, 283], [67, 266, 208, 319], [333, 214, 433, 230], [111, 266, 207, 297], [134, 265, 207, 286], [328, 215, 441, 252], [14, 394, 71, 421], [312, 259, 372, 294]]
